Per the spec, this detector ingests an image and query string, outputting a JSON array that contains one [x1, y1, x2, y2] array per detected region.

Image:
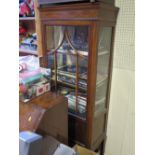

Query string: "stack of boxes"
[[19, 56, 51, 102]]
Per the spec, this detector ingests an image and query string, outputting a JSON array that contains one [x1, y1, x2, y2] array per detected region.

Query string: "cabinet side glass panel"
[[95, 27, 112, 115], [91, 27, 112, 146], [46, 25, 89, 119]]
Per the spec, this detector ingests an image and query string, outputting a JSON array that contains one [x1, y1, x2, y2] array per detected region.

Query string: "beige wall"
[[105, 0, 135, 155]]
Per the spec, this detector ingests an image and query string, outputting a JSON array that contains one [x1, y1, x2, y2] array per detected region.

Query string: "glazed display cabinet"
[[38, 1, 118, 154]]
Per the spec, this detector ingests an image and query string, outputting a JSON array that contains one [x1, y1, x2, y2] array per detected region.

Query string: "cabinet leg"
[[100, 141, 104, 155]]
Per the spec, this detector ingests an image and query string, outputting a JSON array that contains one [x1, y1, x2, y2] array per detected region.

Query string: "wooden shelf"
[[52, 78, 87, 92], [98, 51, 109, 56], [48, 49, 88, 57], [19, 17, 35, 21], [19, 48, 38, 55], [68, 112, 86, 122], [96, 74, 108, 87], [52, 68, 87, 80]]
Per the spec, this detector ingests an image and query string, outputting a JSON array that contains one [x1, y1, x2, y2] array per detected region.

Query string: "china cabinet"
[[37, 1, 118, 154]]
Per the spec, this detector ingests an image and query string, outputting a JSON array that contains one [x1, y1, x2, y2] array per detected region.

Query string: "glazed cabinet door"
[[44, 24, 90, 120], [91, 26, 113, 148]]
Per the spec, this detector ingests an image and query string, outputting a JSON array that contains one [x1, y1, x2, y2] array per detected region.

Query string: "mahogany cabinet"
[[37, 1, 118, 153]]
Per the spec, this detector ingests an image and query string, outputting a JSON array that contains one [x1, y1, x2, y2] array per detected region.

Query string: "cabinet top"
[[38, 2, 118, 23], [38, 2, 117, 11]]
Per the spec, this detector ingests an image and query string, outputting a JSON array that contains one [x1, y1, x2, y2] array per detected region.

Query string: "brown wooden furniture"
[[19, 101, 45, 131], [36, 2, 118, 154], [19, 92, 68, 144]]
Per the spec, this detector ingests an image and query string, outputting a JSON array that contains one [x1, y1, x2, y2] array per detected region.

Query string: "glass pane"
[[69, 26, 88, 51], [46, 26, 64, 51], [77, 55, 88, 118], [46, 25, 89, 119], [95, 27, 112, 116], [98, 27, 112, 54]]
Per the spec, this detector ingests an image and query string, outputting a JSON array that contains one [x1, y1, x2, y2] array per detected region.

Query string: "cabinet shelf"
[[96, 74, 108, 87], [98, 51, 109, 56], [51, 65, 87, 80], [51, 78, 87, 92], [19, 17, 35, 21], [19, 48, 38, 55], [96, 97, 106, 106], [48, 49, 88, 57], [57, 71, 87, 80], [68, 112, 86, 121]]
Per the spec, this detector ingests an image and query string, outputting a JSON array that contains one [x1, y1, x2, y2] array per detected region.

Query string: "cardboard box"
[[73, 145, 98, 155]]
